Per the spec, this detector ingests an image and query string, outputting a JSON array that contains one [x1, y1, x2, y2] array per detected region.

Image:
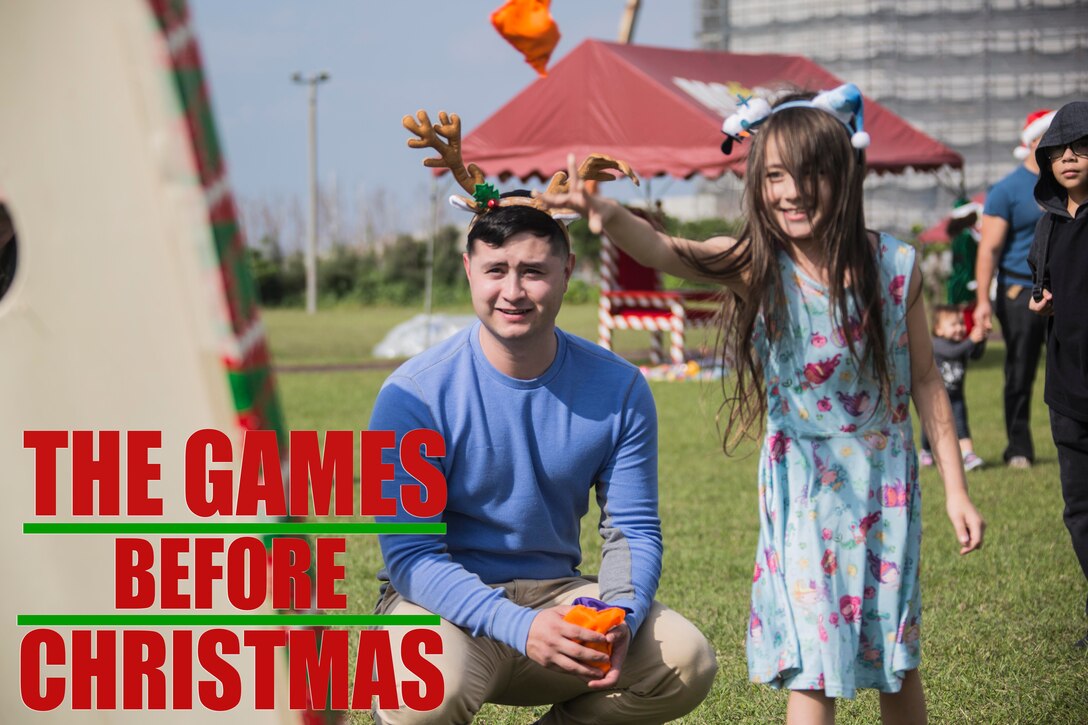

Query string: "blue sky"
[[189, 1, 696, 241]]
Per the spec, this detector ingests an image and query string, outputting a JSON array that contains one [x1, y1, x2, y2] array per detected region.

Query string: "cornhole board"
[[0, 0, 305, 721]]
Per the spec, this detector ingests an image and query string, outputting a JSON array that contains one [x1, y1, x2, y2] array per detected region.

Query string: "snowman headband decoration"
[[403, 110, 638, 222], [720, 83, 871, 156]]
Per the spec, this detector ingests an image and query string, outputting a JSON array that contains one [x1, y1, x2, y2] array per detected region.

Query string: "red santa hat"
[[1014, 109, 1056, 160]]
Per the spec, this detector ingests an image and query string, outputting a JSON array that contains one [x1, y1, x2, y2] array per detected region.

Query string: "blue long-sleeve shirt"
[[371, 322, 662, 654]]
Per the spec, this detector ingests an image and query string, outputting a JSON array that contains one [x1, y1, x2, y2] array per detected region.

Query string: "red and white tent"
[[461, 39, 962, 181]]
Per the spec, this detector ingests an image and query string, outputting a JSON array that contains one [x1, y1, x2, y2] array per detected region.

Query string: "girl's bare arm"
[[906, 256, 985, 554], [539, 155, 749, 299]]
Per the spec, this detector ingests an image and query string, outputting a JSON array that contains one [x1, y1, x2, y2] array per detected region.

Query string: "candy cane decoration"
[[597, 227, 724, 366], [599, 234, 696, 365]]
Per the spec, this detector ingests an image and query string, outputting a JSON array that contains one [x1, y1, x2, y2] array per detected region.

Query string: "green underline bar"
[[23, 522, 445, 535], [18, 614, 438, 627]]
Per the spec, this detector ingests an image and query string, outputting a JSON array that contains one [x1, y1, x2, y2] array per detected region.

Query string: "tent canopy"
[[460, 40, 963, 182]]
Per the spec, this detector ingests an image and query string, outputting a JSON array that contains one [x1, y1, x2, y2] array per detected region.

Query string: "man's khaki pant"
[[373, 577, 717, 725]]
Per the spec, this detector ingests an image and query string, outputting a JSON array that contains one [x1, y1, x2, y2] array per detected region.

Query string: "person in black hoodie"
[[1027, 100, 1088, 648], [976, 110, 1054, 469]]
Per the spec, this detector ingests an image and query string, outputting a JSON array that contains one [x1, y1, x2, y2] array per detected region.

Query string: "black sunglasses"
[[1045, 136, 1088, 161]]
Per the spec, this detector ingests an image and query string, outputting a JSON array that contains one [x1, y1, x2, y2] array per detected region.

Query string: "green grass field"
[[263, 304, 1088, 724]]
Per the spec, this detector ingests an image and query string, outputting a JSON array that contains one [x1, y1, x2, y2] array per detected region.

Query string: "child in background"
[[945, 198, 983, 334], [1027, 100, 1088, 648], [919, 304, 987, 470], [542, 83, 985, 724]]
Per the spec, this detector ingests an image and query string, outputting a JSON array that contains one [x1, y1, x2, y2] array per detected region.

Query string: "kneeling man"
[[370, 203, 717, 724]]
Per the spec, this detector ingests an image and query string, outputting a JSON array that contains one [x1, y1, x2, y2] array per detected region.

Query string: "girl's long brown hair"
[[676, 93, 892, 454]]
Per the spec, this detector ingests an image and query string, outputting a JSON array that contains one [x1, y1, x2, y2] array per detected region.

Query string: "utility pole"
[[291, 71, 330, 314], [424, 176, 439, 348]]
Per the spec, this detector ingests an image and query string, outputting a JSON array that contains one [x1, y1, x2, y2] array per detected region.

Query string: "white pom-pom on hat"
[[851, 131, 871, 150], [1013, 144, 1031, 160]]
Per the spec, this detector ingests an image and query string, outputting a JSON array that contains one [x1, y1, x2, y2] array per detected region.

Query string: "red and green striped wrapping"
[[146, 3, 341, 722], [148, 0, 286, 445]]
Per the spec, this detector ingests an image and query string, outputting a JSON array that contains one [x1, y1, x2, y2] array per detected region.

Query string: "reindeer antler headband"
[[720, 83, 871, 155], [403, 110, 639, 222]]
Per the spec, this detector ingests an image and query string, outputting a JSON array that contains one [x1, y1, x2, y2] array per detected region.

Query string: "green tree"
[[318, 246, 361, 301]]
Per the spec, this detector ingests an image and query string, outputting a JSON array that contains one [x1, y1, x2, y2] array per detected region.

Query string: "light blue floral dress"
[[748, 234, 920, 698]]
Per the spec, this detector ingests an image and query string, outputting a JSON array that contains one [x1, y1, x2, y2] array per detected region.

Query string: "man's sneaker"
[[919, 450, 934, 467], [963, 452, 984, 471], [1075, 631, 1088, 649], [1008, 455, 1032, 469]]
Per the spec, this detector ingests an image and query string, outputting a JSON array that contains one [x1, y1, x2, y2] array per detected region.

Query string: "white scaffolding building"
[[693, 0, 1088, 237]]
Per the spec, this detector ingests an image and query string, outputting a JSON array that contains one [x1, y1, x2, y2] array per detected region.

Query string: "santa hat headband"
[[950, 199, 983, 220], [403, 109, 638, 221], [720, 83, 871, 155], [1013, 109, 1055, 160]]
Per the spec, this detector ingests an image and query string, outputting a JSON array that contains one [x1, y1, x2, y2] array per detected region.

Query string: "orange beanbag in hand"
[[562, 597, 627, 673], [490, 0, 561, 77]]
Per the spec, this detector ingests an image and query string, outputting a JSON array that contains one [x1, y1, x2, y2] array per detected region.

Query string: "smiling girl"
[[542, 85, 985, 724]]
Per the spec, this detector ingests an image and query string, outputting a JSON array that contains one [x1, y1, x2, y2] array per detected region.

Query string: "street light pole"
[[291, 71, 330, 315], [423, 176, 439, 348]]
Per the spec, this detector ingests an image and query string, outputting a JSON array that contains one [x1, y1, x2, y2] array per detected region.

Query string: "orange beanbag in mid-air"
[[490, 0, 561, 77], [562, 597, 627, 672]]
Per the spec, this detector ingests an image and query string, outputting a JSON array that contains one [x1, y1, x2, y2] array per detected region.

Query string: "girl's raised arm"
[[906, 256, 986, 555], [540, 155, 748, 299]]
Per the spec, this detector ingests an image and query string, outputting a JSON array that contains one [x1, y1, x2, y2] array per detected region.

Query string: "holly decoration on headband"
[[473, 183, 501, 209]]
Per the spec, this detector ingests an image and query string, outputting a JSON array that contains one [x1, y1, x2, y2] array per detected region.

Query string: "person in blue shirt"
[[974, 109, 1055, 468], [369, 203, 716, 724]]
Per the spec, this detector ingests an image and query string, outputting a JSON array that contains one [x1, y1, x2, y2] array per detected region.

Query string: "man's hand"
[[1029, 288, 1053, 316], [969, 322, 988, 343], [973, 299, 994, 334], [525, 606, 613, 681], [586, 622, 631, 689]]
